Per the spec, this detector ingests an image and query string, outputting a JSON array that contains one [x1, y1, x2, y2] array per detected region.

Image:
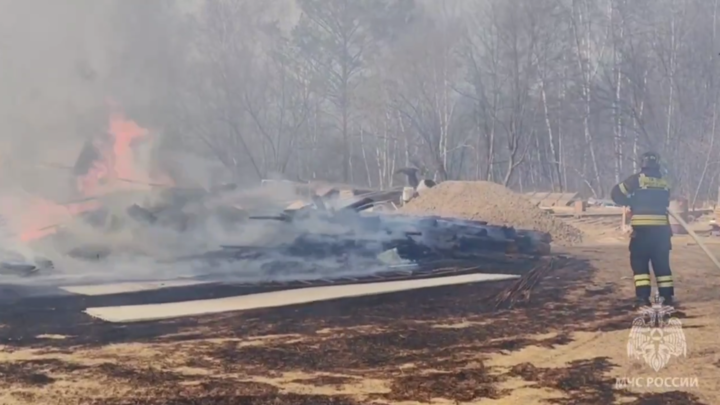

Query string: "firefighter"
[[610, 151, 674, 308]]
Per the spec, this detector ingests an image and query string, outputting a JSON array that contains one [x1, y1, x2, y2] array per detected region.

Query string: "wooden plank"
[[528, 197, 544, 206], [540, 192, 563, 207], [549, 208, 714, 218], [60, 280, 213, 296], [551, 211, 623, 218], [527, 191, 551, 205], [85, 273, 520, 323], [555, 192, 580, 207], [534, 191, 553, 202], [337, 189, 352, 199]]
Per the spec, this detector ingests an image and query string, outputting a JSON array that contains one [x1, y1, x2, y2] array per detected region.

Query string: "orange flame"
[[13, 110, 170, 242], [77, 111, 162, 195], [111, 113, 149, 182], [15, 199, 100, 242]]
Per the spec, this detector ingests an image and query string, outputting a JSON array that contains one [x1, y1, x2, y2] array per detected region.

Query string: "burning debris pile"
[[0, 111, 557, 283], [4, 186, 553, 281], [166, 197, 553, 278], [0, 180, 555, 281]]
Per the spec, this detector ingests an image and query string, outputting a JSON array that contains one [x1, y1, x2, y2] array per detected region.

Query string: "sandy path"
[[482, 242, 720, 404]]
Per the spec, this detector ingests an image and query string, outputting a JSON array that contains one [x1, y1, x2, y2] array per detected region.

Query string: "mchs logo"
[[627, 295, 687, 372]]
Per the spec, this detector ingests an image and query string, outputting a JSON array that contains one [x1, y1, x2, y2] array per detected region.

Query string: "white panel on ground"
[[60, 280, 213, 296], [85, 273, 519, 323]]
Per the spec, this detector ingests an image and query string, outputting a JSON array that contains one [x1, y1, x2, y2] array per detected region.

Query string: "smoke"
[[0, 0, 109, 162], [0, 0, 404, 289], [0, 0, 110, 240], [5, 177, 401, 288]]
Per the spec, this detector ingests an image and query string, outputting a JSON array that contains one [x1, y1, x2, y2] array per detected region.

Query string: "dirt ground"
[[0, 236, 719, 404], [563, 215, 627, 244]]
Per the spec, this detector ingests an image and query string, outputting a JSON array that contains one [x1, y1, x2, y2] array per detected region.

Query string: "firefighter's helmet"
[[640, 151, 660, 169]]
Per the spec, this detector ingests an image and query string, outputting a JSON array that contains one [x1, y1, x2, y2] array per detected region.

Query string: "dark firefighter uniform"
[[610, 152, 674, 307]]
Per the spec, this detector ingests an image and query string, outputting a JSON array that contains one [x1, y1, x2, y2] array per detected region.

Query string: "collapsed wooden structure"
[[8, 182, 553, 278]]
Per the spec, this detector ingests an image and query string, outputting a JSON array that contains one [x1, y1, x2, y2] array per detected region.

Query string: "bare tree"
[[386, 7, 463, 181], [191, 0, 283, 181], [88, 0, 720, 204], [292, 0, 415, 182]]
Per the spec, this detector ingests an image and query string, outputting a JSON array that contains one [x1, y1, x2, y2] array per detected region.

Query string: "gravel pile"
[[400, 181, 584, 245]]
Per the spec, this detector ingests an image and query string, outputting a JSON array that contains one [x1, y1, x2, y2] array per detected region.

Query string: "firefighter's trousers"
[[629, 225, 674, 300]]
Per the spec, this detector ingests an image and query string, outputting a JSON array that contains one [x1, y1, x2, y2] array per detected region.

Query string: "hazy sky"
[[0, 0, 114, 166]]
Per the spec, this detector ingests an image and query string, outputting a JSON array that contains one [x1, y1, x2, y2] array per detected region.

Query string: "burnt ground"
[[0, 242, 717, 404]]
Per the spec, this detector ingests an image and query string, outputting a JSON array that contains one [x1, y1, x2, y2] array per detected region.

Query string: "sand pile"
[[400, 181, 584, 245]]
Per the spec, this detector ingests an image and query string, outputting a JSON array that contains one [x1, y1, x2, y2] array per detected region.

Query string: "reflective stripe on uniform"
[[631, 219, 670, 225], [619, 183, 629, 196], [638, 174, 669, 189], [657, 275, 674, 288], [634, 274, 651, 286], [630, 214, 669, 225]]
